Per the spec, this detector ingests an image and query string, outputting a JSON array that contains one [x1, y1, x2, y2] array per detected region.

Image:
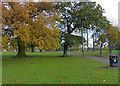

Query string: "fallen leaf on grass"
[[9, 82, 12, 83], [66, 80, 69, 83], [102, 79, 105, 82], [60, 81, 64, 84]]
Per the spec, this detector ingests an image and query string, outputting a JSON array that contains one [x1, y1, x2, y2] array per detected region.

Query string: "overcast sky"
[[91, 0, 120, 26], [83, 0, 120, 47]]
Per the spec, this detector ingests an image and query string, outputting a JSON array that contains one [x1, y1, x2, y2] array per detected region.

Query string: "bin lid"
[[111, 55, 117, 58]]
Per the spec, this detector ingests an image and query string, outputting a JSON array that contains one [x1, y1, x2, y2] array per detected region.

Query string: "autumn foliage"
[[2, 2, 61, 57]]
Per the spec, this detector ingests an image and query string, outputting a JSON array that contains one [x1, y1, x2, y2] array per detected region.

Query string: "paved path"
[[68, 53, 109, 64]]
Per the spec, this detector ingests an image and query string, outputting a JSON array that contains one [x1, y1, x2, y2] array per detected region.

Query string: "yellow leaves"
[[14, 22, 31, 43], [2, 2, 61, 51], [106, 25, 118, 43], [37, 38, 45, 50], [3, 2, 29, 26], [2, 35, 18, 51], [11, 21, 22, 29], [34, 7, 37, 12], [38, 45, 43, 50], [6, 48, 10, 51], [8, 20, 11, 25], [104, 46, 109, 50], [2, 36, 8, 44], [53, 14, 59, 21], [13, 18, 16, 22], [99, 34, 106, 43], [32, 13, 61, 50]]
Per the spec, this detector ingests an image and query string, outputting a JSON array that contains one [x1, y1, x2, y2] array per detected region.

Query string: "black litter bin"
[[109, 55, 118, 67]]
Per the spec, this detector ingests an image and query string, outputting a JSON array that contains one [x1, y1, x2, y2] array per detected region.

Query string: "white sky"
[[91, 0, 120, 26]]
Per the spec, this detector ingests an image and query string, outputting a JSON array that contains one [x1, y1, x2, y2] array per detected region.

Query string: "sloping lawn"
[[2, 52, 118, 84]]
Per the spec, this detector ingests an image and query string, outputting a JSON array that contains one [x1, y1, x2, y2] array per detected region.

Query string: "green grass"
[[2, 51, 118, 84], [69, 50, 119, 58]]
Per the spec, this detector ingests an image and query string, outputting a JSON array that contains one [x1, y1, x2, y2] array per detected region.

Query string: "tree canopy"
[[2, 2, 61, 57], [56, 1, 107, 57]]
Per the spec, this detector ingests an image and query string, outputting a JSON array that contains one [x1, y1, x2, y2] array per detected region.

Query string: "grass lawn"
[[2, 51, 118, 84], [69, 50, 119, 59]]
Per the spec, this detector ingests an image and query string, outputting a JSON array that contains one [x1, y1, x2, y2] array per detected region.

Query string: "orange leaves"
[[98, 33, 106, 43], [32, 13, 60, 50], [2, 34, 18, 51], [2, 2, 29, 26], [14, 22, 31, 43], [11, 21, 21, 29], [2, 2, 60, 51], [53, 14, 59, 21]]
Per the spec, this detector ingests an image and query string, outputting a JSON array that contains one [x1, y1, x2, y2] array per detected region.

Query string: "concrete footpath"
[[68, 53, 109, 64]]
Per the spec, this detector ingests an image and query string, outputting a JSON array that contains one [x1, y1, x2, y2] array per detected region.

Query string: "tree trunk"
[[31, 44, 34, 52], [81, 29, 84, 52], [100, 43, 103, 55], [81, 29, 84, 58], [14, 42, 27, 58], [109, 49, 112, 54], [82, 50, 84, 58], [87, 29, 89, 51], [40, 50, 42, 52], [63, 42, 68, 57], [93, 34, 95, 51], [108, 41, 112, 54]]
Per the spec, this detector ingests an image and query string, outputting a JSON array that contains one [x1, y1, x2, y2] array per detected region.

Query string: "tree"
[[105, 25, 118, 54], [93, 16, 110, 55], [56, 2, 105, 57], [87, 4, 106, 51], [86, 29, 89, 51], [56, 2, 79, 57], [97, 33, 107, 55], [25, 2, 58, 52], [60, 33, 85, 51], [2, 2, 60, 57]]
